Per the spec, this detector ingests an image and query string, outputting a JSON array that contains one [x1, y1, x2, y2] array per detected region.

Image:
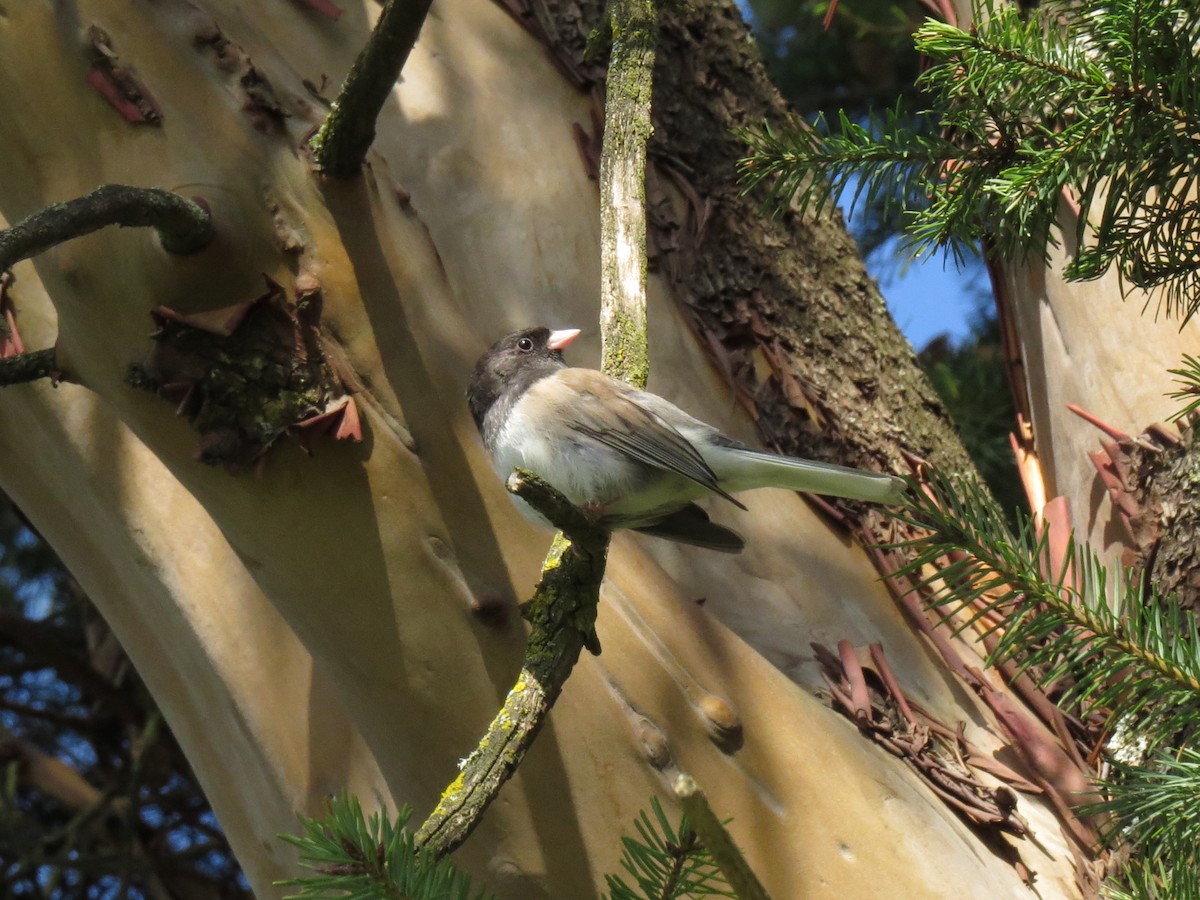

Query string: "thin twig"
[[414, 470, 609, 856], [674, 774, 772, 900], [0, 185, 213, 269], [0, 349, 55, 388], [599, 0, 656, 389], [310, 0, 435, 177]]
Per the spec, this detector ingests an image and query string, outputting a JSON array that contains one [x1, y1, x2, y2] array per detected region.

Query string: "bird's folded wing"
[[633, 503, 745, 552], [554, 370, 747, 509]]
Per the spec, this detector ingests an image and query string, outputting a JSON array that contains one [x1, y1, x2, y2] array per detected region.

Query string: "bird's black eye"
[[517, 337, 534, 352]]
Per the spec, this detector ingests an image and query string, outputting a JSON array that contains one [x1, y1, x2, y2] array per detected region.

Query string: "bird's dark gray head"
[[467, 326, 579, 430]]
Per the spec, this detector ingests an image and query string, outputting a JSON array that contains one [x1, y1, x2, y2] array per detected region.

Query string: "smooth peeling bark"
[[0, 260, 390, 893], [0, 1, 1079, 897]]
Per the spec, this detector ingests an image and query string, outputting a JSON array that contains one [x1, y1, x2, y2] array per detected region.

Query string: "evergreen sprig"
[[602, 797, 736, 899], [892, 470, 1200, 753], [740, 0, 1200, 317], [1102, 856, 1200, 899], [893, 469, 1200, 892], [1097, 747, 1200, 877], [1167, 354, 1200, 421], [278, 794, 492, 900]]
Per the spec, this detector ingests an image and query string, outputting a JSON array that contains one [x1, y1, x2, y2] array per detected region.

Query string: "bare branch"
[[310, 0, 435, 177], [0, 185, 213, 269], [674, 773, 773, 900]]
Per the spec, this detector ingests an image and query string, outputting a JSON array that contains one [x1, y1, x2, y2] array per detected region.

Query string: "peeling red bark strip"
[[868, 643, 915, 724], [837, 640, 871, 725], [86, 27, 162, 124], [1066, 402, 1133, 443], [813, 639, 1035, 864], [968, 667, 1100, 852], [872, 543, 1102, 851], [0, 274, 24, 358], [298, 0, 343, 19]]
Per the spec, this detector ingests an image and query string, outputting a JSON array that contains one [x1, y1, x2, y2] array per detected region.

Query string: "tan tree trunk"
[[0, 1, 1081, 897]]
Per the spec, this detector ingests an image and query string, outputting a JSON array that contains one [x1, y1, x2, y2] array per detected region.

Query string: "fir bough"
[[893, 470, 1200, 752], [740, 0, 1200, 317], [894, 470, 1200, 889], [278, 794, 492, 900], [602, 797, 736, 899], [279, 793, 746, 899]]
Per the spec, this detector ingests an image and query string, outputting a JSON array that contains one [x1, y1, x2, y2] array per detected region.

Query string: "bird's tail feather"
[[714, 447, 906, 504]]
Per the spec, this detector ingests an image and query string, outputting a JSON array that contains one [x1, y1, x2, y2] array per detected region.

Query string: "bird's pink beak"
[[547, 328, 581, 351]]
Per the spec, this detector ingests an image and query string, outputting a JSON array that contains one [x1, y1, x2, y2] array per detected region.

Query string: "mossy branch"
[[310, 0, 435, 177], [0, 349, 56, 388], [0, 185, 213, 269], [598, 0, 657, 389], [416, 8, 657, 856], [414, 470, 610, 857]]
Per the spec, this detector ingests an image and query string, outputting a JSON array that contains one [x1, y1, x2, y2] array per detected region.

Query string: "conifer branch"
[[279, 794, 492, 899], [603, 795, 737, 899], [739, 0, 1200, 317]]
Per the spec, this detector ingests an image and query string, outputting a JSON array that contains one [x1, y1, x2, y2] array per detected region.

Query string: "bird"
[[467, 326, 906, 552]]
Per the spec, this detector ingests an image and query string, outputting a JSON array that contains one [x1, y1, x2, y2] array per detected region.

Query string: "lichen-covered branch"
[[0, 349, 56, 388], [0, 185, 213, 269], [310, 0, 435, 177], [416, 13, 657, 855], [599, 0, 657, 389], [674, 774, 772, 900], [415, 470, 609, 857]]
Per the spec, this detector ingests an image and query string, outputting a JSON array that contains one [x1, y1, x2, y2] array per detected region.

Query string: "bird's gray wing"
[[555, 369, 747, 509], [633, 503, 745, 552]]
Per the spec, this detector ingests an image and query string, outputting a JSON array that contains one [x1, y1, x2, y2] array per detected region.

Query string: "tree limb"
[[0, 185, 213, 268], [310, 0, 435, 177], [0, 349, 55, 388], [414, 470, 609, 856], [599, 0, 656, 390], [674, 773, 772, 900], [415, 0, 657, 856]]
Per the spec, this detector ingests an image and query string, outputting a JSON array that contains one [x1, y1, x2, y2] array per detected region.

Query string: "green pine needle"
[[602, 798, 736, 899], [1167, 354, 1200, 422], [893, 469, 1200, 754], [277, 794, 493, 900], [1095, 747, 1200, 870], [739, 0, 1200, 319]]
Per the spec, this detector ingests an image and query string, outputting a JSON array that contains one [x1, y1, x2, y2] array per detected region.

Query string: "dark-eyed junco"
[[467, 326, 905, 552]]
